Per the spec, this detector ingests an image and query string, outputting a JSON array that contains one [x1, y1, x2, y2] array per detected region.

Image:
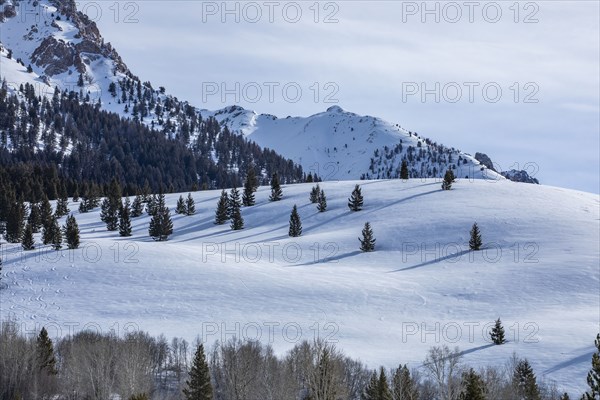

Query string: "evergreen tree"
[[442, 169, 456, 190], [28, 203, 42, 233], [186, 193, 196, 215], [310, 184, 320, 204], [288, 205, 302, 237], [131, 195, 144, 217], [348, 184, 364, 211], [214, 190, 230, 225], [22, 223, 35, 251], [584, 333, 600, 400], [269, 173, 283, 201], [246, 164, 259, 191], [242, 173, 256, 207], [363, 367, 393, 400], [513, 359, 541, 400], [359, 222, 376, 252], [119, 198, 133, 237], [100, 179, 122, 231], [176, 195, 186, 214], [50, 218, 62, 251], [64, 214, 80, 249], [55, 195, 69, 218], [148, 193, 173, 241], [36, 327, 57, 375], [459, 368, 486, 400], [469, 223, 482, 251], [146, 194, 158, 216], [490, 318, 506, 345], [317, 189, 327, 212], [39, 195, 53, 228], [183, 343, 213, 400], [306, 172, 314, 183], [229, 187, 242, 216], [4, 201, 25, 243], [391, 364, 418, 400], [230, 200, 244, 231], [559, 394, 570, 400], [400, 160, 409, 180]]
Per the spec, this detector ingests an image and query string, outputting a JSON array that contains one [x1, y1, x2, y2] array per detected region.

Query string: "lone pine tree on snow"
[[214, 190, 229, 225], [310, 184, 320, 204], [64, 214, 80, 249], [289, 205, 302, 237], [347, 184, 364, 211], [490, 318, 506, 345], [442, 169, 455, 190], [242, 173, 256, 207], [148, 193, 173, 241], [317, 189, 327, 212], [359, 222, 376, 252], [119, 198, 133, 237], [186, 193, 196, 215], [469, 223, 482, 251], [269, 173, 283, 201], [176, 195, 186, 214], [229, 189, 244, 231]]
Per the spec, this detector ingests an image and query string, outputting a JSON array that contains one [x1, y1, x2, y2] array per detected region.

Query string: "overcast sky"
[[81, 0, 599, 193]]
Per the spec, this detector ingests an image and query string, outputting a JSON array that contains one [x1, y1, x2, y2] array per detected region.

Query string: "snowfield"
[[1, 179, 598, 394]]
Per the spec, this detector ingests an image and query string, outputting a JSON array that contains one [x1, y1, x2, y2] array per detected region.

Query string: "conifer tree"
[[559, 393, 570, 400], [229, 187, 242, 216], [148, 193, 173, 241], [317, 189, 327, 212], [459, 368, 486, 400], [584, 333, 600, 399], [100, 179, 122, 231], [51, 218, 62, 251], [490, 318, 506, 345], [4, 201, 25, 243], [39, 195, 53, 228], [55, 194, 69, 218], [131, 195, 144, 217], [513, 359, 541, 400], [176, 195, 186, 214], [28, 203, 42, 233], [36, 327, 57, 375], [442, 169, 455, 190], [289, 205, 302, 237], [359, 222, 376, 252], [242, 173, 256, 207], [183, 343, 213, 400], [42, 215, 56, 246], [119, 198, 133, 237], [146, 194, 158, 216], [269, 173, 283, 201], [469, 223, 482, 251], [186, 193, 196, 215], [310, 184, 320, 204], [22, 223, 35, 251], [363, 367, 393, 400], [64, 214, 80, 249], [246, 165, 259, 191], [306, 172, 314, 183], [400, 160, 409, 180], [348, 184, 364, 211], [230, 200, 244, 231], [391, 364, 418, 400], [214, 190, 229, 225]]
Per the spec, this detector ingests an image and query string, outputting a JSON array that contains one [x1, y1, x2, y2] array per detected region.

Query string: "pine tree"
[[119, 198, 133, 237], [269, 173, 283, 201], [100, 179, 122, 231], [317, 189, 327, 212], [229, 187, 242, 216], [513, 359, 541, 400], [4, 201, 25, 243], [230, 201, 244, 231], [310, 184, 320, 204], [584, 333, 600, 399], [559, 393, 570, 400], [400, 160, 409, 180], [459, 368, 486, 400], [391, 364, 418, 400], [28, 203, 42, 233], [359, 222, 376, 252], [36, 327, 57, 375], [22, 223, 35, 251], [146, 194, 158, 216], [348, 184, 364, 211], [148, 193, 173, 241], [490, 318, 506, 345], [442, 169, 455, 190], [288, 205, 302, 237], [306, 172, 314, 183], [242, 173, 256, 207], [64, 214, 80, 249], [176, 195, 186, 214], [50, 218, 62, 251], [131, 195, 144, 217], [214, 190, 229, 225], [363, 367, 393, 400], [186, 193, 196, 215], [183, 343, 213, 400], [469, 223, 482, 251], [55, 195, 69, 218]]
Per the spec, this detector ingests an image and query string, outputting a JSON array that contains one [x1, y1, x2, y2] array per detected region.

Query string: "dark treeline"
[[0, 80, 303, 202], [1, 319, 597, 400]]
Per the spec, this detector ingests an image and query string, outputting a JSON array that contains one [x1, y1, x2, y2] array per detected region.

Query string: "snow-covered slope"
[[1, 179, 598, 394]]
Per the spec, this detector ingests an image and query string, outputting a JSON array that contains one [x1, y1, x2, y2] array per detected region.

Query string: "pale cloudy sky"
[[82, 1, 599, 193]]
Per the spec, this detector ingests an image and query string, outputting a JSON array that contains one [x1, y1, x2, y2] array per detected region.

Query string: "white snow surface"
[[1, 179, 598, 394]]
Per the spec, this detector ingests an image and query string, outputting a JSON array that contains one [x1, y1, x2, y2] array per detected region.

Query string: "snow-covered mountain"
[[1, 180, 598, 394], [1, 0, 505, 183]]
